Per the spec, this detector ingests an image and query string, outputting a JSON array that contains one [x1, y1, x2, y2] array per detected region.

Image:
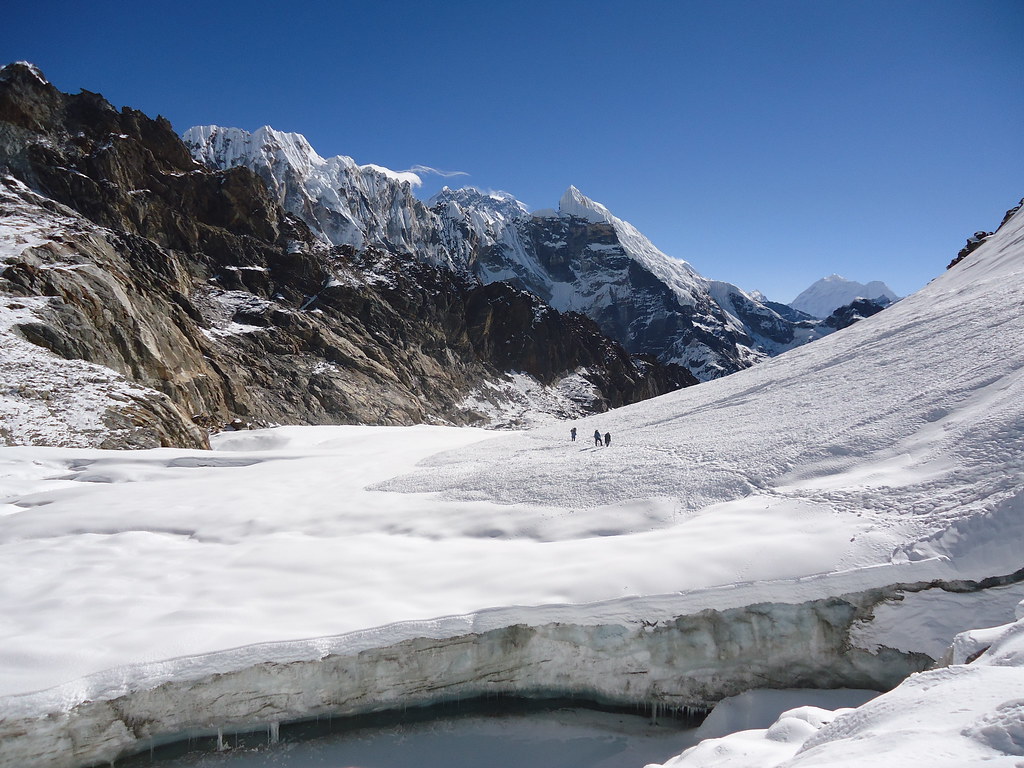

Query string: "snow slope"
[[0, 204, 1022, 766], [383, 204, 1024, 553], [789, 275, 898, 319]]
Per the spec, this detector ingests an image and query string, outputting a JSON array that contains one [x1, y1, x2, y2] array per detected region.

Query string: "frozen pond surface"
[[132, 708, 700, 768]]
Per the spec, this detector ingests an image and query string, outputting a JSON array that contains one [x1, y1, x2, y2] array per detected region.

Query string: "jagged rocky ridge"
[[821, 296, 891, 331], [946, 197, 1024, 270], [0, 62, 693, 447], [184, 127, 871, 382]]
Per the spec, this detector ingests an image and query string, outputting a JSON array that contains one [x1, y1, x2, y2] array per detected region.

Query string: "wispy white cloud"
[[360, 164, 469, 189], [403, 165, 470, 180]]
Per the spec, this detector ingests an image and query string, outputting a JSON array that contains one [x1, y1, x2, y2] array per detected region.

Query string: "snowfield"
[[0, 202, 1022, 767]]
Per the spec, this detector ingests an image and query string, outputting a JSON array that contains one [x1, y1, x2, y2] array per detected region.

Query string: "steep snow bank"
[[0, 580, 948, 768], [653, 604, 1024, 767]]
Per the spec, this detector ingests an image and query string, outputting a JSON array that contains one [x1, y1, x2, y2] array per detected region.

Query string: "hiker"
[[570, 427, 577, 442], [604, 431, 611, 447], [594, 430, 602, 447]]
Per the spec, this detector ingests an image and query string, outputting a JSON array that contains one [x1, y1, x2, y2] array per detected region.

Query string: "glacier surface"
[[1, 204, 1023, 765]]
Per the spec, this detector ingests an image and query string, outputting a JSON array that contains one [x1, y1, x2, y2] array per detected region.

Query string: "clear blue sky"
[[5, 0, 1022, 301]]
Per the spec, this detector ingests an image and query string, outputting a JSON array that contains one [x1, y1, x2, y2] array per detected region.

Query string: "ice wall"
[[0, 588, 937, 768]]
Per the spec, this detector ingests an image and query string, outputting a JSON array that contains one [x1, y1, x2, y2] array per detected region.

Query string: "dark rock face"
[[0, 63, 691, 446], [762, 300, 815, 324], [460, 279, 696, 405], [823, 297, 890, 331], [947, 230, 993, 271], [712, 287, 797, 346]]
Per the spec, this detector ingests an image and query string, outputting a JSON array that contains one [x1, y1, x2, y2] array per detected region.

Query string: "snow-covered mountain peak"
[[430, 186, 532, 249], [182, 124, 856, 383], [184, 124, 466, 266], [558, 185, 614, 224], [184, 124, 426, 191], [185, 125, 327, 179], [441, 181, 789, 379], [182, 124, 428, 188], [556, 186, 703, 289], [790, 274, 899, 319], [431, 186, 529, 219], [0, 61, 49, 85]]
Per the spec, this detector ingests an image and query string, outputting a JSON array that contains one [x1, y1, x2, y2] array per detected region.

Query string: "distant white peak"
[[558, 185, 614, 224], [253, 125, 319, 157], [862, 280, 898, 299], [431, 186, 530, 222], [790, 274, 899, 319], [749, 289, 769, 303], [432, 185, 524, 205]]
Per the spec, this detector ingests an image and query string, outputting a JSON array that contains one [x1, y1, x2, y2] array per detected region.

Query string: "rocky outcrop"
[[823, 297, 891, 331], [761, 299, 815, 324], [947, 230, 994, 271], [947, 198, 1024, 270], [0, 62, 691, 446]]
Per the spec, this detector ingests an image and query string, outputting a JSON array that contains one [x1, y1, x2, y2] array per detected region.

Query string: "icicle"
[[216, 727, 225, 751], [269, 720, 280, 744]]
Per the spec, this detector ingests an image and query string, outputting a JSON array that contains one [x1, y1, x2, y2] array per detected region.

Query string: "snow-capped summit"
[[430, 186, 530, 239], [185, 125, 422, 190], [790, 274, 898, 319], [186, 125, 327, 181], [0, 60, 49, 84], [184, 125, 469, 269], [441, 184, 809, 379], [558, 185, 704, 297], [558, 184, 615, 224]]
